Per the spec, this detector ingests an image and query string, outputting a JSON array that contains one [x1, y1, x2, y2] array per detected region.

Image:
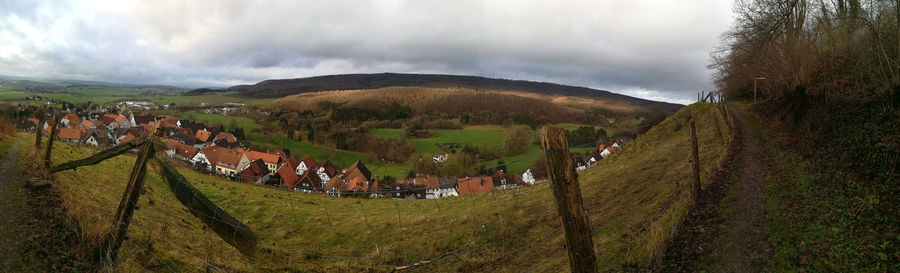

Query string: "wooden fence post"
[[104, 140, 155, 263], [34, 120, 42, 150], [44, 113, 60, 169], [690, 121, 701, 203], [540, 126, 598, 273]]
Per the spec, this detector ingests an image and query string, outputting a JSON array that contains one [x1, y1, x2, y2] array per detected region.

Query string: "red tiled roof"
[[458, 177, 493, 194], [202, 146, 245, 170], [81, 120, 93, 128], [326, 177, 346, 191], [278, 164, 300, 188], [195, 129, 212, 142], [63, 113, 81, 126], [167, 139, 199, 158], [58, 127, 84, 140], [246, 150, 282, 165], [300, 155, 318, 170], [345, 177, 368, 192], [215, 132, 237, 143], [240, 159, 269, 183], [103, 113, 126, 124], [121, 133, 137, 143]]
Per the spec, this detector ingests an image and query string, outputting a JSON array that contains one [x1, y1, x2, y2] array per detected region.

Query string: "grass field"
[[371, 125, 600, 176], [41, 102, 730, 272], [179, 111, 264, 131], [370, 127, 506, 155]]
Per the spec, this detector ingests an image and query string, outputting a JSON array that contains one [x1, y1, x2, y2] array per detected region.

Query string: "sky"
[[0, 0, 735, 104]]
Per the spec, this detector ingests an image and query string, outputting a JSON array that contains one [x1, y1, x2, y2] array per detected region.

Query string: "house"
[[366, 179, 385, 198], [239, 159, 271, 185], [316, 160, 342, 189], [166, 140, 200, 161], [170, 133, 200, 146], [80, 120, 94, 130], [325, 177, 346, 197], [419, 176, 442, 199], [133, 114, 156, 126], [212, 138, 241, 148], [434, 176, 460, 198], [295, 155, 318, 176], [97, 115, 120, 130], [343, 160, 372, 183], [391, 181, 409, 199], [119, 132, 138, 144], [190, 149, 211, 169], [244, 150, 283, 174], [612, 142, 620, 149], [276, 162, 300, 189], [344, 176, 369, 196], [293, 169, 323, 193], [61, 113, 81, 128], [83, 129, 111, 147], [102, 113, 127, 128], [195, 129, 213, 143], [457, 177, 493, 195], [397, 177, 428, 199], [433, 153, 448, 163], [491, 170, 523, 190], [574, 155, 589, 172], [522, 169, 536, 185], [202, 146, 249, 176], [58, 127, 84, 142], [214, 132, 237, 143], [600, 146, 616, 158]]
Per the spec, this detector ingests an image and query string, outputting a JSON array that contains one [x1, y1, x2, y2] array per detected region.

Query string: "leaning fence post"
[[34, 119, 42, 150], [540, 126, 598, 273], [690, 120, 701, 203], [104, 139, 154, 264], [44, 113, 60, 169]]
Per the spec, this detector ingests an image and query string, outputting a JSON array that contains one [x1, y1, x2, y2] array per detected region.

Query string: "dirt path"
[[0, 137, 29, 270], [0, 136, 88, 272], [658, 108, 771, 272]]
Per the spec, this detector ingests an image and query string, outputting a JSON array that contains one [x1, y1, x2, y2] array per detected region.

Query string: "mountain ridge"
[[224, 73, 684, 112]]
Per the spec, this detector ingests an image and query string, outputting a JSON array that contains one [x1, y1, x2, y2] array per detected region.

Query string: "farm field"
[[369, 127, 505, 155], [42, 102, 730, 272], [149, 92, 274, 106]]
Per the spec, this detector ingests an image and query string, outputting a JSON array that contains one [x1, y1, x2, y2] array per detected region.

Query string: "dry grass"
[[39, 102, 730, 272], [0, 117, 16, 140]]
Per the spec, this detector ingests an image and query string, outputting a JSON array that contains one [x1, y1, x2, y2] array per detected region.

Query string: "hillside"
[[39, 101, 731, 272], [272, 86, 668, 126], [228, 73, 683, 112]]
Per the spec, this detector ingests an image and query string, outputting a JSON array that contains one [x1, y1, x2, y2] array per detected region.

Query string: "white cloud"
[[0, 0, 734, 103]]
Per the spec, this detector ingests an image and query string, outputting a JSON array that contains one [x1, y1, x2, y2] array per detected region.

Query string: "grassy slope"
[[741, 102, 900, 272], [370, 125, 594, 176], [45, 102, 729, 272]]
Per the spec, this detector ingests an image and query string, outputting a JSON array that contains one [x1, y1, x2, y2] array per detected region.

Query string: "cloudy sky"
[[0, 0, 734, 104]]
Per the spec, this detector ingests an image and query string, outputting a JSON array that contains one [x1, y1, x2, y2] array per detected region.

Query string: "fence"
[[35, 97, 734, 272]]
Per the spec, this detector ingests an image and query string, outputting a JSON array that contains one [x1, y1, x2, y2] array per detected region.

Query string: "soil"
[[0, 136, 93, 272], [656, 109, 772, 272]]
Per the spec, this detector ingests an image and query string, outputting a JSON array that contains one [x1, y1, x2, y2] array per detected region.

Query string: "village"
[[31, 107, 622, 200]]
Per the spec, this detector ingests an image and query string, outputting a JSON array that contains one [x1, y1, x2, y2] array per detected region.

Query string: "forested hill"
[[225, 73, 683, 112]]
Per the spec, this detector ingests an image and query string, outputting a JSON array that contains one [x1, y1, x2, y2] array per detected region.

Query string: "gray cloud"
[[0, 0, 733, 104]]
